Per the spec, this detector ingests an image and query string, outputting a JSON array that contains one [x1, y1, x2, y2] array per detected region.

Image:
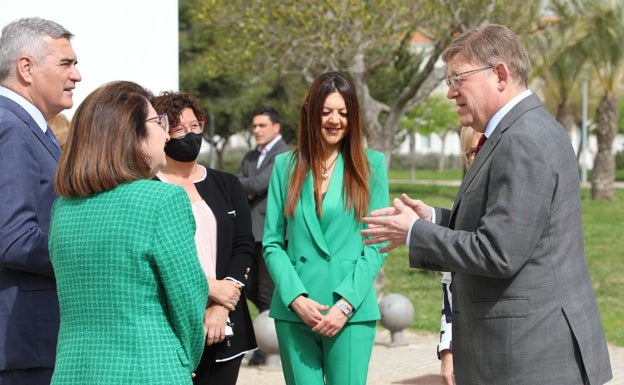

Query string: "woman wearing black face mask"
[[152, 91, 257, 385]]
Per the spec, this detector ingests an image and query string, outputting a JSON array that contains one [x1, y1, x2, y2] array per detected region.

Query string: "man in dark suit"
[[0, 17, 81, 385], [236, 105, 288, 365], [362, 24, 612, 384]]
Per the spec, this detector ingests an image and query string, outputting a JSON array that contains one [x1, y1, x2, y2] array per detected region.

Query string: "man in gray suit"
[[361, 24, 612, 385], [236, 106, 288, 365]]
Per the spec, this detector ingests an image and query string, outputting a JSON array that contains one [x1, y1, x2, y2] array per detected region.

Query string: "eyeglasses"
[[146, 113, 169, 133], [169, 120, 205, 137], [445, 65, 494, 89], [462, 147, 478, 164]]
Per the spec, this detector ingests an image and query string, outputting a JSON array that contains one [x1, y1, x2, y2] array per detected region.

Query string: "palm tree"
[[582, 0, 624, 199], [529, 3, 590, 133]]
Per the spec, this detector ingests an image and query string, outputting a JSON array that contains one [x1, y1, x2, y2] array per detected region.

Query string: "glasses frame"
[[462, 147, 478, 164], [145, 113, 169, 133], [169, 120, 206, 138], [445, 65, 494, 89]]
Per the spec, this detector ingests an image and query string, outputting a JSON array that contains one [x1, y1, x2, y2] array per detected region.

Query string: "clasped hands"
[[360, 193, 432, 253], [290, 296, 352, 338], [204, 279, 242, 345]]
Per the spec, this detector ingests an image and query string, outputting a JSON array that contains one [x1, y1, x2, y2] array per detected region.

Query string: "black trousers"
[[192, 349, 243, 385], [245, 242, 275, 312]]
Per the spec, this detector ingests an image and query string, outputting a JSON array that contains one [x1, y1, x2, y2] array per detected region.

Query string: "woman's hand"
[[290, 295, 329, 328], [203, 304, 229, 346], [208, 279, 242, 311], [312, 304, 349, 337]]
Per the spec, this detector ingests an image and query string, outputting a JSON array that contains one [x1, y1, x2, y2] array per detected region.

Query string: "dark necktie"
[[474, 134, 487, 158], [45, 127, 61, 150]]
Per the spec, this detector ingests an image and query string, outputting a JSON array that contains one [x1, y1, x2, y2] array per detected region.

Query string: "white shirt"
[[257, 135, 283, 169]]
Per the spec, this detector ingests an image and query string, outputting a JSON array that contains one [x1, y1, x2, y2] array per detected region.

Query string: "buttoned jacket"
[[263, 149, 388, 323]]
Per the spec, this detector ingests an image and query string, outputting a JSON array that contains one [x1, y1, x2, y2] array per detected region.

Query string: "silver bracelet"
[[336, 299, 353, 318]]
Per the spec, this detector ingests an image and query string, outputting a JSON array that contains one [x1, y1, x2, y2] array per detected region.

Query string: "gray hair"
[[0, 17, 73, 82], [442, 24, 531, 87]]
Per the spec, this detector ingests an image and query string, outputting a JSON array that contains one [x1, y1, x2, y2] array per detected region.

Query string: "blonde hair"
[[47, 113, 70, 150], [460, 127, 482, 169]]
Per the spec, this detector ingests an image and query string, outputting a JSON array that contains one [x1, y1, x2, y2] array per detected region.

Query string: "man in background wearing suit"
[[236, 105, 288, 365], [362, 24, 612, 384], [0, 17, 81, 385]]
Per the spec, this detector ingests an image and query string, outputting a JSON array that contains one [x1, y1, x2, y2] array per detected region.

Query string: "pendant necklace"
[[321, 155, 338, 180]]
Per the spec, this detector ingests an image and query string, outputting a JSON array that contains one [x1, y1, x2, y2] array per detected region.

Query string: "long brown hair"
[[55, 81, 153, 197], [285, 71, 371, 219]]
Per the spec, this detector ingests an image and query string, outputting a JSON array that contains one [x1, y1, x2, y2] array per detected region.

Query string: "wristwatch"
[[336, 299, 353, 318]]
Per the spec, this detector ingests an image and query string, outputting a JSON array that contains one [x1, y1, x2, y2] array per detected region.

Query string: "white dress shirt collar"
[[484, 89, 532, 139], [258, 134, 283, 153], [257, 135, 283, 169], [0, 86, 48, 133]]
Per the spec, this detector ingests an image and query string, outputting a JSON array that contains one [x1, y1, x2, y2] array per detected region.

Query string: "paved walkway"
[[237, 329, 624, 385]]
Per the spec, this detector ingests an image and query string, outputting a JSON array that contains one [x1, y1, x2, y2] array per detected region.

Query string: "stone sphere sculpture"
[[252, 310, 281, 370], [379, 293, 415, 346]]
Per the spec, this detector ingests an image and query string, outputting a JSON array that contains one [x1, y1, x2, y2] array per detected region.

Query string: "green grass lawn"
[[382, 182, 624, 346], [388, 168, 464, 181], [388, 167, 624, 182]]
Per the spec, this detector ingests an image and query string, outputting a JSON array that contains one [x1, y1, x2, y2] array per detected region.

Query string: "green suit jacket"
[[49, 180, 208, 385], [263, 149, 388, 323]]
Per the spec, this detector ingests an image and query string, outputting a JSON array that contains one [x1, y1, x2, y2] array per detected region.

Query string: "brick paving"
[[237, 329, 624, 385]]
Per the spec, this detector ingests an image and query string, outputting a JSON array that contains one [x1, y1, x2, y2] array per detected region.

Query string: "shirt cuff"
[[224, 276, 245, 286], [405, 209, 436, 246]]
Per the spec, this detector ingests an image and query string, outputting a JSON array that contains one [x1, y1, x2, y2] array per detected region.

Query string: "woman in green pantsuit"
[[263, 72, 389, 385]]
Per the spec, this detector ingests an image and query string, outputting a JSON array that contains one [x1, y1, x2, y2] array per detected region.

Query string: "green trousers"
[[274, 320, 376, 385]]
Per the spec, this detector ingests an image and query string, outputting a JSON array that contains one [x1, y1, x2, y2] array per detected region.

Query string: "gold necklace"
[[321, 155, 338, 180]]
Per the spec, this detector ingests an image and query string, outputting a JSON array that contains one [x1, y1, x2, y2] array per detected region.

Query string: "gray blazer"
[[409, 94, 612, 385], [236, 138, 289, 241]]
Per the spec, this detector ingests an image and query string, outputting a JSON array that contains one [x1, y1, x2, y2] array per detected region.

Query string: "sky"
[[1, 0, 179, 117]]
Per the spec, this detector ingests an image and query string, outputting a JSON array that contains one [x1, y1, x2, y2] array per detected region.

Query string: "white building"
[[1, 0, 180, 118]]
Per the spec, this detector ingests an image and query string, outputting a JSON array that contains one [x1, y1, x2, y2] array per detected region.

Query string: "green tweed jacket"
[[49, 179, 208, 385]]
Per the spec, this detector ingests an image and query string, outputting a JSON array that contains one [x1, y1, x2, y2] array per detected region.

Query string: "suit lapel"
[[450, 94, 541, 224], [0, 96, 61, 161], [320, 154, 344, 226], [34, 124, 62, 161], [257, 139, 287, 171], [300, 169, 331, 255], [19, 106, 62, 161], [245, 149, 260, 172]]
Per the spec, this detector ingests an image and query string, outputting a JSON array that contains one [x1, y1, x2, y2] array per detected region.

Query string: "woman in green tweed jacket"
[[48, 81, 208, 385]]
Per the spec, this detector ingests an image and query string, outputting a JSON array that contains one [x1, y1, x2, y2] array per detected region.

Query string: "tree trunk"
[[555, 100, 576, 133], [591, 93, 618, 200], [437, 130, 449, 172], [556, 101, 583, 162], [409, 131, 416, 182]]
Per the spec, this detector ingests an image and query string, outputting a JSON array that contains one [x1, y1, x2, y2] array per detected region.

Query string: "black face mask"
[[164, 133, 203, 162]]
